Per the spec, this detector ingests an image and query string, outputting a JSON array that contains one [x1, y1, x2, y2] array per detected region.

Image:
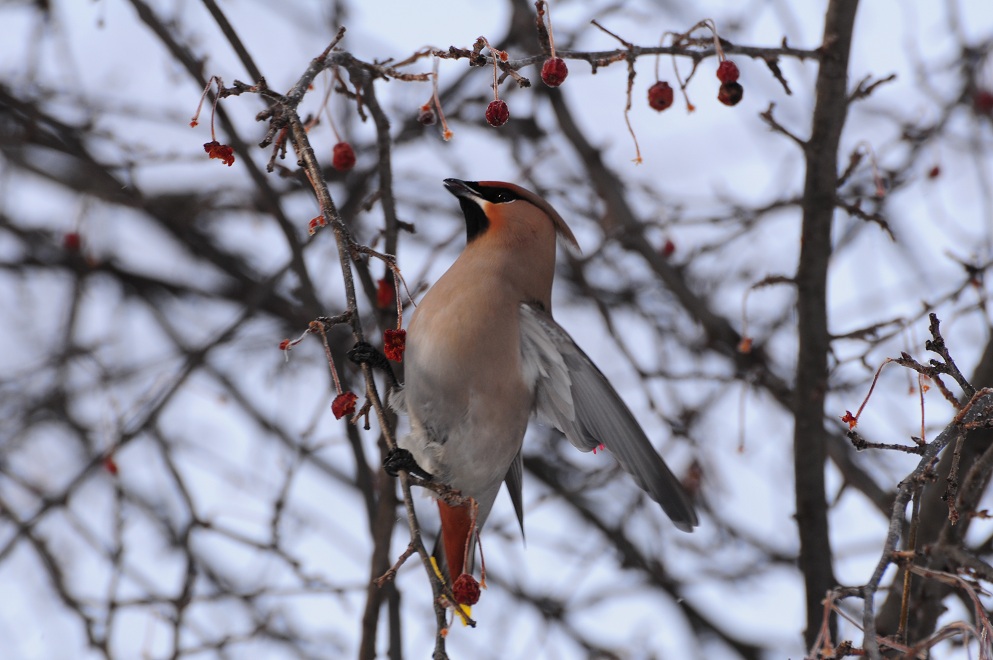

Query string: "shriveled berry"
[[647, 81, 674, 112], [716, 60, 739, 84], [541, 57, 568, 87], [203, 140, 235, 166], [307, 216, 326, 235], [718, 82, 744, 106], [452, 573, 481, 605], [485, 99, 509, 127], [331, 392, 358, 419], [384, 329, 406, 362], [63, 232, 81, 252], [376, 278, 394, 309], [332, 142, 356, 171], [417, 105, 437, 125]]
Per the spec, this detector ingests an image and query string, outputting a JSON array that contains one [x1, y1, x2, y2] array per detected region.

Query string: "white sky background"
[[1, 0, 992, 658]]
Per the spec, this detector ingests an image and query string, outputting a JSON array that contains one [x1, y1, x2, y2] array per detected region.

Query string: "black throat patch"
[[459, 196, 489, 242]]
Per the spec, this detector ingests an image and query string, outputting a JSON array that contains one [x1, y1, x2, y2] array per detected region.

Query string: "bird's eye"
[[477, 186, 521, 204], [486, 189, 519, 204]]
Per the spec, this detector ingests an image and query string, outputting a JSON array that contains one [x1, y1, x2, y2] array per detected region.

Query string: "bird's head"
[[443, 179, 580, 251]]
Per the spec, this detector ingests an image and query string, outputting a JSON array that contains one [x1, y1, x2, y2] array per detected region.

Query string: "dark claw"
[[383, 447, 432, 480], [348, 340, 390, 370], [348, 341, 398, 386]]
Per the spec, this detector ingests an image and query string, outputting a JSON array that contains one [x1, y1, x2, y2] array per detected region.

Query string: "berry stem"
[[190, 75, 223, 138], [622, 59, 642, 164], [392, 268, 404, 330], [475, 525, 487, 589], [671, 52, 695, 112], [479, 37, 504, 101], [654, 33, 667, 82], [701, 18, 727, 61], [311, 319, 344, 395], [323, 67, 344, 143], [545, 0, 557, 59], [391, 262, 417, 313], [430, 57, 454, 141], [855, 141, 886, 197]]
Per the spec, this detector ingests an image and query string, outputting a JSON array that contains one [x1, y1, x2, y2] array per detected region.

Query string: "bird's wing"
[[519, 303, 699, 531], [503, 449, 526, 539]]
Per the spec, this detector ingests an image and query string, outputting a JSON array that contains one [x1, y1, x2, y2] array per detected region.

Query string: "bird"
[[389, 178, 698, 587]]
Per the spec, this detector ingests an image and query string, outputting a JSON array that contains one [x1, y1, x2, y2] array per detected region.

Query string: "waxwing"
[[391, 179, 698, 586]]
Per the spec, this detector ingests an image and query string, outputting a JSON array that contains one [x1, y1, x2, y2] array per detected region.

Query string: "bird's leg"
[[347, 340, 399, 387], [382, 446, 433, 480], [348, 341, 427, 478]]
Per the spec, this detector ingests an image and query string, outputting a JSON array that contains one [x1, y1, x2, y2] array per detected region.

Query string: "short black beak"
[[443, 178, 479, 199], [443, 179, 488, 242]]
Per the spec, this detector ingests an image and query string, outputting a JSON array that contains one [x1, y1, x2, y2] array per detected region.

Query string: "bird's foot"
[[383, 447, 433, 480], [348, 341, 399, 386], [348, 340, 391, 371]]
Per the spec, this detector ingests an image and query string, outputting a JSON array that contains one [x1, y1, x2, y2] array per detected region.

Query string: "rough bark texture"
[[793, 0, 859, 646]]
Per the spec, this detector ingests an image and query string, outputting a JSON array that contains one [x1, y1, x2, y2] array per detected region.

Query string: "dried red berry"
[[103, 454, 119, 475], [541, 57, 568, 87], [927, 165, 941, 179], [973, 90, 993, 116], [384, 329, 406, 362], [63, 232, 81, 252], [307, 216, 326, 235], [485, 99, 509, 127], [418, 104, 437, 125], [452, 573, 481, 605], [661, 238, 676, 257], [647, 81, 674, 112], [203, 141, 235, 166], [332, 392, 358, 419], [716, 60, 739, 84], [278, 339, 291, 351], [376, 278, 394, 309], [332, 142, 356, 171], [718, 82, 744, 106]]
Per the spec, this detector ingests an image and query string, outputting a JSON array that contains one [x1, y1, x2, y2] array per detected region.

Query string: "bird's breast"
[[401, 282, 533, 493]]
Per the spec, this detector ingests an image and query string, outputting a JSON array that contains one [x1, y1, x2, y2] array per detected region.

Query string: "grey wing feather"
[[520, 303, 699, 532], [503, 449, 526, 540]]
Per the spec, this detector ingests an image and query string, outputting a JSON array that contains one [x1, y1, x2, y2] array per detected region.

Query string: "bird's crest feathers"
[[444, 179, 580, 251]]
